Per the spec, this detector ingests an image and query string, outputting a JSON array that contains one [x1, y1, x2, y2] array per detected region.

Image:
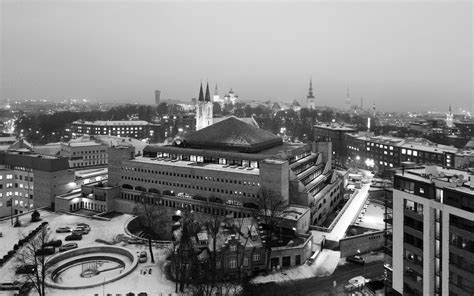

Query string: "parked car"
[[76, 223, 90, 228], [59, 243, 78, 252], [35, 246, 55, 256], [55, 227, 71, 233], [73, 227, 89, 234], [139, 251, 147, 263], [65, 233, 82, 241], [44, 240, 62, 248], [344, 276, 368, 292], [15, 264, 36, 274], [346, 255, 365, 265]]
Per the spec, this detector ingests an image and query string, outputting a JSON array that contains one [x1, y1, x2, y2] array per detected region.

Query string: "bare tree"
[[205, 215, 222, 288], [134, 193, 169, 263], [255, 187, 286, 272], [15, 224, 51, 296]]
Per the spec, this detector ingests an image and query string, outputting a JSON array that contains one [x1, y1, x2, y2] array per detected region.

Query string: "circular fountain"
[[45, 246, 138, 289]]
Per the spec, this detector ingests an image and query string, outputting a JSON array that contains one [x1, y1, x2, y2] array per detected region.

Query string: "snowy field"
[[0, 210, 176, 296]]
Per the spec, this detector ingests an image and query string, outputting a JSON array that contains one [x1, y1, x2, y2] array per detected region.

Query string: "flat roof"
[[129, 156, 260, 175]]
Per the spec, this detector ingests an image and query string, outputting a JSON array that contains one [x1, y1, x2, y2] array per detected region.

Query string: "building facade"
[[0, 150, 75, 218], [60, 139, 108, 168], [70, 120, 159, 140], [314, 123, 357, 167], [389, 166, 474, 296], [345, 133, 458, 170]]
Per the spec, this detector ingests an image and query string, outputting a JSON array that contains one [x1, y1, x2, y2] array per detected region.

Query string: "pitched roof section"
[[198, 82, 204, 101], [184, 116, 282, 153]]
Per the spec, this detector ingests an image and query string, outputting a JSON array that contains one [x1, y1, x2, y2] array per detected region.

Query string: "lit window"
[[413, 151, 418, 156], [402, 149, 406, 154]]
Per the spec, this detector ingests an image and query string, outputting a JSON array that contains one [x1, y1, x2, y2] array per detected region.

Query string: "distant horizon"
[[1, 1, 472, 113]]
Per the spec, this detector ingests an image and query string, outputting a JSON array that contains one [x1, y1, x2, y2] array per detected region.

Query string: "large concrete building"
[[56, 117, 344, 229], [0, 150, 75, 218], [387, 166, 474, 296]]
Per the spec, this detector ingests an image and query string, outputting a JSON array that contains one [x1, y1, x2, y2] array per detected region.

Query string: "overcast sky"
[[1, 1, 472, 112]]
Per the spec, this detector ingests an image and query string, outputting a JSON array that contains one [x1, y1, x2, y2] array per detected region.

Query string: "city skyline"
[[1, 1, 472, 112]]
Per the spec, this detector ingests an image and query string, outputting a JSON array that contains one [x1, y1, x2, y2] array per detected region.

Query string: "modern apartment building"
[[389, 166, 474, 296]]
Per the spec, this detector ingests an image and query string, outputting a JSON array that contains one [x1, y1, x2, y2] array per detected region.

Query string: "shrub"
[[13, 244, 19, 250], [14, 217, 21, 228], [31, 210, 41, 222]]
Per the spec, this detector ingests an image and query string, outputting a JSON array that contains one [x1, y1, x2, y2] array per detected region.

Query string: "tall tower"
[[154, 90, 161, 105], [372, 100, 376, 116], [345, 87, 351, 109], [196, 82, 214, 131], [307, 77, 316, 109], [446, 105, 454, 128]]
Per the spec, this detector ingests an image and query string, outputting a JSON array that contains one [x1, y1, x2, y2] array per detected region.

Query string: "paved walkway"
[[311, 183, 371, 243]]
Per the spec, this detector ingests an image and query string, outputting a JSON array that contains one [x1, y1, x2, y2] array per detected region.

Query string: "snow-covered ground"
[[251, 249, 340, 284], [0, 210, 176, 296]]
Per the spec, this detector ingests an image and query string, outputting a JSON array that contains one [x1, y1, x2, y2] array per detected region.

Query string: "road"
[[248, 261, 385, 296]]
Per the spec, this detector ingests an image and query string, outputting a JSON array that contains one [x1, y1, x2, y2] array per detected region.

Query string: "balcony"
[[404, 208, 423, 220]]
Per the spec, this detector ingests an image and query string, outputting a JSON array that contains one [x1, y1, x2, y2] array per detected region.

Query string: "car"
[[346, 255, 365, 265], [73, 227, 90, 234], [43, 240, 62, 248], [35, 246, 55, 256], [15, 264, 36, 274], [65, 233, 82, 241], [138, 251, 147, 263], [344, 276, 368, 292], [55, 227, 71, 233], [59, 242, 78, 252], [76, 223, 90, 228]]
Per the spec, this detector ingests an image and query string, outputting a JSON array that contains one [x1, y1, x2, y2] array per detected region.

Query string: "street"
[[248, 261, 385, 296]]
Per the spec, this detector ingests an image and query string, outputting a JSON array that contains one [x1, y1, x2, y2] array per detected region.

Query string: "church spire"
[[205, 82, 211, 102], [214, 84, 218, 96], [449, 105, 452, 113], [307, 76, 314, 99], [198, 82, 204, 101]]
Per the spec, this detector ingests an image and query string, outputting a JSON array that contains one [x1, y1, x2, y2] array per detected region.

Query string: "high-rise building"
[[388, 166, 474, 296], [195, 82, 213, 131], [307, 77, 316, 109], [155, 89, 161, 105]]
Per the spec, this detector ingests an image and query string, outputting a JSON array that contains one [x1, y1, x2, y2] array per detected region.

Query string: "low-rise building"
[[60, 138, 108, 168], [70, 120, 159, 140], [345, 133, 459, 170]]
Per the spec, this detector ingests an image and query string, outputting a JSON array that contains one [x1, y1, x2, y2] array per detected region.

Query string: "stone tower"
[[307, 77, 316, 109], [196, 82, 213, 131], [446, 105, 454, 128]]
